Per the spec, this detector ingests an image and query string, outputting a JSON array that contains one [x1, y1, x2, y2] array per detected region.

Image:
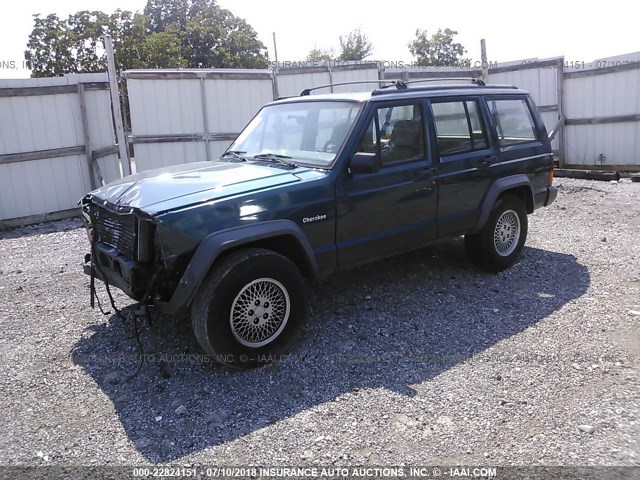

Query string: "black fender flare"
[[470, 175, 533, 234], [156, 220, 318, 315]]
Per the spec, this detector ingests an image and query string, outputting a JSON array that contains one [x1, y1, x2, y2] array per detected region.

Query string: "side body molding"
[[156, 219, 318, 315], [470, 174, 534, 234]]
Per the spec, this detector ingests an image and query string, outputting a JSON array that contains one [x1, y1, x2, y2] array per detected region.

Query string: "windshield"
[[227, 101, 362, 167]]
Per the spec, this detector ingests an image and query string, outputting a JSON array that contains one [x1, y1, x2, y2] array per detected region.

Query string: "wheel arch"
[[156, 220, 318, 315], [471, 175, 534, 234]]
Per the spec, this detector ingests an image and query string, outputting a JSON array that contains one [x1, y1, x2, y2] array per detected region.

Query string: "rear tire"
[[191, 248, 307, 369], [465, 195, 528, 272]]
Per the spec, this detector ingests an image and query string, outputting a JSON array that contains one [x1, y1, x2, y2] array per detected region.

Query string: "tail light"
[[549, 155, 555, 185]]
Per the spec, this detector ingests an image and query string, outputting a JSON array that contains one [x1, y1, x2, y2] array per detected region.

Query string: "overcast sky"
[[1, 0, 638, 78]]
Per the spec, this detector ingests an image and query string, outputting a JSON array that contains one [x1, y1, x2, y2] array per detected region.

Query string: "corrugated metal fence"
[[381, 56, 640, 169], [126, 56, 639, 174], [126, 69, 274, 170], [564, 58, 640, 167], [1, 53, 639, 226], [125, 64, 381, 170], [0, 73, 124, 227]]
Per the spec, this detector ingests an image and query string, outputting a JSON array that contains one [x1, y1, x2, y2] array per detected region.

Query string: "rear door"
[[336, 99, 438, 269], [428, 96, 498, 236]]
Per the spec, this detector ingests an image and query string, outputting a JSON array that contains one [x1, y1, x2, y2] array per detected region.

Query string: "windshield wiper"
[[221, 150, 249, 161], [252, 153, 298, 168]]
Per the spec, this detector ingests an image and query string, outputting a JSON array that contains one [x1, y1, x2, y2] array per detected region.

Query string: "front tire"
[[191, 248, 307, 369], [465, 195, 528, 272]]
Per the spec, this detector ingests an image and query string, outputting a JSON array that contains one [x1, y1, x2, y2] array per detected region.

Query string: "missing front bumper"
[[84, 242, 150, 301]]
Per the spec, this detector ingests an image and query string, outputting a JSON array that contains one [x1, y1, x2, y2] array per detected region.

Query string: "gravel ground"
[[0, 177, 638, 468]]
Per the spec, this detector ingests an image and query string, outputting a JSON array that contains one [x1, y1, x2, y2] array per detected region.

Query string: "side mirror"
[[349, 152, 380, 174]]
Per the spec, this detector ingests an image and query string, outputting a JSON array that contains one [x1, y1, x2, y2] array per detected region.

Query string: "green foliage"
[[305, 48, 334, 62], [144, 0, 190, 32], [25, 14, 76, 77], [183, 4, 268, 68], [67, 11, 111, 73], [337, 29, 373, 61], [144, 27, 188, 68], [109, 12, 151, 71], [408, 28, 469, 67], [24, 0, 267, 77]]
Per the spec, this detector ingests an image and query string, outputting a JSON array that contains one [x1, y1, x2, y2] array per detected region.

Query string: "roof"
[[268, 84, 530, 106]]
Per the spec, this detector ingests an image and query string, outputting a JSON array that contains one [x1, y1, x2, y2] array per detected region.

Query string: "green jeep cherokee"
[[82, 80, 558, 368]]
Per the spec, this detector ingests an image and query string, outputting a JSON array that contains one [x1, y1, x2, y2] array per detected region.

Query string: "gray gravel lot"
[[0, 177, 638, 468]]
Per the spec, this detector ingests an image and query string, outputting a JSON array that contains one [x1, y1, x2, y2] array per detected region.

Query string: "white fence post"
[[104, 34, 131, 177], [77, 82, 99, 189], [557, 57, 566, 168], [481, 39, 488, 83]]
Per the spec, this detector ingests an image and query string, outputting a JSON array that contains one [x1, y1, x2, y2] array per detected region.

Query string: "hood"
[[89, 161, 311, 215]]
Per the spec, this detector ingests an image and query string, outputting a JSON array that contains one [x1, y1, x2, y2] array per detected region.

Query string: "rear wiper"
[[221, 150, 249, 161], [252, 153, 298, 168]]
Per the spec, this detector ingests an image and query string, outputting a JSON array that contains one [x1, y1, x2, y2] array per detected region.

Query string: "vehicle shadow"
[[71, 239, 590, 462]]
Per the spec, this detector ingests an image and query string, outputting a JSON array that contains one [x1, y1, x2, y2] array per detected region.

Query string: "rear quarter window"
[[489, 98, 538, 146]]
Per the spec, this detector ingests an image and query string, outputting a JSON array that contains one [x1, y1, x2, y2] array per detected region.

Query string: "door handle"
[[415, 167, 436, 179], [478, 156, 496, 167]]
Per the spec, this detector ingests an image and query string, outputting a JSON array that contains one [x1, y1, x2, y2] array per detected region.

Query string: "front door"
[[336, 100, 438, 269]]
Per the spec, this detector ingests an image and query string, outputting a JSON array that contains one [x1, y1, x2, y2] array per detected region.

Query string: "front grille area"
[[94, 208, 137, 260]]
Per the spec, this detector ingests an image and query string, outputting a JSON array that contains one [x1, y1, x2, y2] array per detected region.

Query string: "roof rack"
[[372, 78, 521, 96], [296, 77, 516, 97], [374, 77, 485, 93], [406, 77, 485, 86], [299, 80, 404, 96]]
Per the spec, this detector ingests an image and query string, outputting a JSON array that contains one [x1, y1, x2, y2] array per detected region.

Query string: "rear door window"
[[431, 100, 489, 157]]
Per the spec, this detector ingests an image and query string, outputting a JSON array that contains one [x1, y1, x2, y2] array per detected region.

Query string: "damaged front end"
[[81, 196, 160, 303]]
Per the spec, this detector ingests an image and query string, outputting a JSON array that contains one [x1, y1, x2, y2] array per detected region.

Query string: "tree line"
[[24, 0, 469, 77], [307, 28, 468, 68], [25, 0, 267, 77]]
